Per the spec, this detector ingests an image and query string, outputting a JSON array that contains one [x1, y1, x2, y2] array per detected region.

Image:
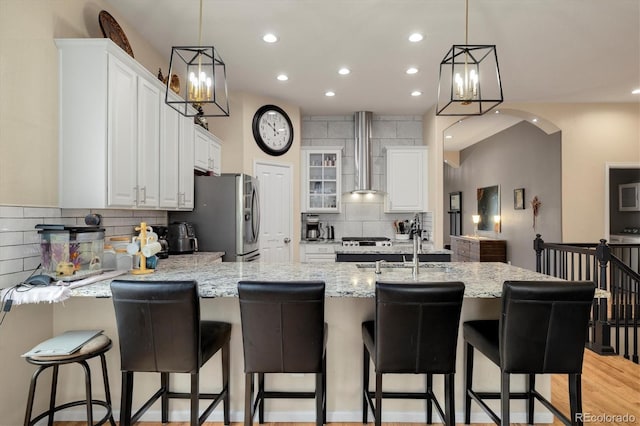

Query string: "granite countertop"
[[336, 243, 451, 255], [69, 252, 578, 299]]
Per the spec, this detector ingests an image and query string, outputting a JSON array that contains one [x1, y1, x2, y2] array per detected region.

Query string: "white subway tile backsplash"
[[0, 244, 39, 261], [0, 232, 23, 246], [328, 121, 354, 139], [345, 203, 380, 221], [396, 120, 423, 139], [61, 209, 91, 218], [23, 207, 61, 218], [23, 256, 42, 271], [0, 259, 23, 275], [0, 271, 31, 288], [23, 231, 40, 245], [0, 206, 24, 217], [342, 221, 363, 237], [302, 121, 328, 139], [0, 218, 43, 233], [372, 120, 396, 138]]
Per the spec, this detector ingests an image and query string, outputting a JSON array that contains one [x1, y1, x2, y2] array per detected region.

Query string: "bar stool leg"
[[120, 371, 134, 426], [315, 371, 323, 426], [161, 372, 169, 423], [24, 366, 48, 426], [527, 373, 536, 424], [244, 373, 254, 426], [258, 372, 265, 423], [190, 373, 199, 426], [444, 373, 455, 426], [362, 345, 369, 424], [426, 373, 433, 424], [99, 354, 117, 426], [322, 355, 327, 424], [464, 342, 474, 424], [569, 373, 583, 426], [374, 373, 382, 426], [500, 372, 510, 426], [222, 341, 230, 425], [47, 365, 59, 426], [78, 360, 94, 425]]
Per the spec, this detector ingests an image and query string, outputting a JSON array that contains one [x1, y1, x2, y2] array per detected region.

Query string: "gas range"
[[341, 237, 392, 247]]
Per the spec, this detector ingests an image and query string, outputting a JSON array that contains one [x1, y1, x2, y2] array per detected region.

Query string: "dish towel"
[[1, 285, 70, 305]]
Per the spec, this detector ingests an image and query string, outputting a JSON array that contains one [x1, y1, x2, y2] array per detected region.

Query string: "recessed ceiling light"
[[277, 74, 288, 81], [408, 33, 424, 42], [411, 91, 422, 97], [338, 67, 351, 75], [494, 110, 500, 114], [325, 91, 335, 97], [532, 118, 538, 123], [262, 33, 278, 43], [406, 67, 418, 75], [445, 135, 453, 139], [632, 88, 640, 95]]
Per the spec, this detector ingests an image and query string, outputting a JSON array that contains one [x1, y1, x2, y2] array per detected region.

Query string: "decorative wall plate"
[[98, 10, 134, 58]]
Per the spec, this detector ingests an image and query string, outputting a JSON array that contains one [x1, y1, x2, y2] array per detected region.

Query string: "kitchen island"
[[52, 254, 586, 423]]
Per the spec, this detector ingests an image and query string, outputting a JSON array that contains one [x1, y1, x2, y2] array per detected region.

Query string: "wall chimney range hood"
[[353, 111, 380, 194]]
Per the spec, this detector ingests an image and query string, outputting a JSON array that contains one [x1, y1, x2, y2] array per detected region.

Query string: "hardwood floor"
[[55, 350, 639, 426]]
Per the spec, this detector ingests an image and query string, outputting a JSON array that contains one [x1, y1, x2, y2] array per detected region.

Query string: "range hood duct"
[[353, 111, 378, 194]]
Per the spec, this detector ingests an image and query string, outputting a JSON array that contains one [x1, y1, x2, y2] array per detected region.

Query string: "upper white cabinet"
[[194, 127, 223, 175], [56, 39, 193, 210], [384, 146, 428, 212], [301, 148, 342, 213], [159, 93, 195, 209]]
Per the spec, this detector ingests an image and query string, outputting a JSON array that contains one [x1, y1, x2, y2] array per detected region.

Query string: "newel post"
[[534, 234, 544, 273], [589, 239, 615, 355]]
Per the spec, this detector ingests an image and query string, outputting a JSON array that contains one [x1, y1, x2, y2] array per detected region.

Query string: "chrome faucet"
[[374, 259, 386, 274], [404, 213, 422, 279]]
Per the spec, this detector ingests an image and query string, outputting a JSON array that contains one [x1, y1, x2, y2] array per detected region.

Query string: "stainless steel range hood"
[[353, 111, 379, 194]]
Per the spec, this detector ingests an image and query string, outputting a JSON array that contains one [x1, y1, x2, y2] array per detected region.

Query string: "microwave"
[[619, 182, 640, 211]]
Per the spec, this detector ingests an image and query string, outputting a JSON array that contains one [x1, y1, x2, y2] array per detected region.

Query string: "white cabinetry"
[[160, 93, 195, 209], [57, 38, 187, 210], [384, 146, 428, 212], [300, 244, 336, 262], [301, 148, 342, 213], [194, 127, 222, 175]]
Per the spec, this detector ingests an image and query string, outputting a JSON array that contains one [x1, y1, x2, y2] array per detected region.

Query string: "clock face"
[[252, 105, 294, 156]]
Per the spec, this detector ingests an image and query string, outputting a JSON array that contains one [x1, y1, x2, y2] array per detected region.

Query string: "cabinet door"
[[159, 102, 180, 208], [302, 149, 341, 212], [107, 55, 137, 207], [210, 137, 222, 176], [179, 117, 195, 208], [194, 128, 211, 172], [385, 147, 427, 212], [137, 77, 161, 207]]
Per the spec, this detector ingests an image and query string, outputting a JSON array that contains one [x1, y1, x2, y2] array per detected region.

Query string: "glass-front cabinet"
[[301, 147, 342, 213]]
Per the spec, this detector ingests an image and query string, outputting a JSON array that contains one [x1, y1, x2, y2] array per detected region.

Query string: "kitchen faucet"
[[403, 213, 422, 279]]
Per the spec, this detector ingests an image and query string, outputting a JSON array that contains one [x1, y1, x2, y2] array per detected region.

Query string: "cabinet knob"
[[284, 237, 291, 244]]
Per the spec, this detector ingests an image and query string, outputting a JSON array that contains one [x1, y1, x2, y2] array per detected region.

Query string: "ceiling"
[[104, 0, 639, 141]]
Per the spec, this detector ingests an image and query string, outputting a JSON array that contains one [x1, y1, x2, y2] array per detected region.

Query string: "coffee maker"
[[304, 214, 322, 240]]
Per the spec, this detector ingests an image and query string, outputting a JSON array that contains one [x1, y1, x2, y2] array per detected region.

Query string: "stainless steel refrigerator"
[[169, 174, 260, 262]]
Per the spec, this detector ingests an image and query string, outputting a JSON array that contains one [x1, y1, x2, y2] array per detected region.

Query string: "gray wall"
[[444, 121, 562, 271]]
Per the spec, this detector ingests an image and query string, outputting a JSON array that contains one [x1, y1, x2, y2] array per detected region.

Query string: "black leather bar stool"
[[23, 333, 116, 426], [362, 281, 465, 426], [238, 280, 326, 426], [110, 280, 231, 426], [463, 280, 595, 425]]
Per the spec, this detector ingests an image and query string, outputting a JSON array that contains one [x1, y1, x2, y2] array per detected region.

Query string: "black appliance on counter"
[[153, 225, 170, 259], [167, 222, 198, 254]]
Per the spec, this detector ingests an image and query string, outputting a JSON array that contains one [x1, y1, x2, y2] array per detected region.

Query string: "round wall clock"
[[252, 105, 294, 156]]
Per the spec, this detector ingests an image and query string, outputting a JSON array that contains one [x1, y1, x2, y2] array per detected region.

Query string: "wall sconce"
[[472, 214, 480, 237], [493, 215, 501, 234]]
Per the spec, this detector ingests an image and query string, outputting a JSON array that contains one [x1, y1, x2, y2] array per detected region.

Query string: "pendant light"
[[165, 0, 229, 117], [436, 0, 503, 116]]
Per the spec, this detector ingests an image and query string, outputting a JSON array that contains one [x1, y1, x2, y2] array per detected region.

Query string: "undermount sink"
[[356, 263, 449, 273]]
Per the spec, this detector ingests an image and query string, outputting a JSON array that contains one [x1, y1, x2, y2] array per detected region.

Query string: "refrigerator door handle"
[[251, 184, 260, 243]]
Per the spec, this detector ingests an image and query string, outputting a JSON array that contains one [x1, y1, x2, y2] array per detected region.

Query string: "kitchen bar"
[[47, 253, 597, 423]]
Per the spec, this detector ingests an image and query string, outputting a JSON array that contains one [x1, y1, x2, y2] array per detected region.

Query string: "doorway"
[[254, 161, 293, 262]]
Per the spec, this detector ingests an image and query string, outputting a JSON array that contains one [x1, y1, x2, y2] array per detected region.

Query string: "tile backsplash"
[[301, 114, 432, 240], [0, 206, 166, 288]]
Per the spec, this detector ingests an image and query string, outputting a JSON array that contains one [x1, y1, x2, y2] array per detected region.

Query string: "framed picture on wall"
[[449, 191, 461, 212], [514, 188, 525, 210]]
